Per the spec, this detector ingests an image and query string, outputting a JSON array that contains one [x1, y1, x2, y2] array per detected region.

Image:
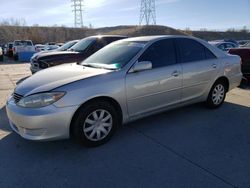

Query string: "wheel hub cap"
[[83, 109, 113, 141], [212, 84, 225, 105]]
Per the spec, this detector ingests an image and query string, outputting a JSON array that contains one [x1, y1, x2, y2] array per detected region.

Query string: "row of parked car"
[[1, 41, 64, 60], [6, 35, 244, 147]]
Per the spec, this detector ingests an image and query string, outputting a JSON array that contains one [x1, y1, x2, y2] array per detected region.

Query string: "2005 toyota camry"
[[6, 36, 242, 147]]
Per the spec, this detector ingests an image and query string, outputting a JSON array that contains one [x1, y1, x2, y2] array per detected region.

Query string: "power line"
[[71, 0, 84, 28], [139, 0, 156, 25]]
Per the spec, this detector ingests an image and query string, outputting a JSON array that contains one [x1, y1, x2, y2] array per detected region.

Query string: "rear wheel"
[[72, 100, 119, 147], [206, 81, 227, 109]]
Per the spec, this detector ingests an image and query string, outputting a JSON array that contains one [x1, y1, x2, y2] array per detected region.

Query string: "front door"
[[126, 39, 182, 117]]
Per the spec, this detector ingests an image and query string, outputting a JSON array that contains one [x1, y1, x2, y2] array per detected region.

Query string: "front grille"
[[13, 93, 23, 103]]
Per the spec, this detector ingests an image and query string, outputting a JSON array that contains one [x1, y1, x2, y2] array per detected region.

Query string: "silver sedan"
[[6, 36, 242, 147]]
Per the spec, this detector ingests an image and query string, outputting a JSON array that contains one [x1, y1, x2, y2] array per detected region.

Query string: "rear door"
[[126, 39, 182, 117], [176, 38, 218, 102]]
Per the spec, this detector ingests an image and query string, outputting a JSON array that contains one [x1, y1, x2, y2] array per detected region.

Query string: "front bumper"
[[6, 96, 79, 141]]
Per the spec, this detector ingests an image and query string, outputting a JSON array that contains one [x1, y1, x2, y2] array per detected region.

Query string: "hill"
[[0, 25, 249, 44]]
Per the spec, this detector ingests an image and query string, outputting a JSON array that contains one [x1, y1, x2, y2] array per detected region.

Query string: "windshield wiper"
[[82, 63, 101, 68]]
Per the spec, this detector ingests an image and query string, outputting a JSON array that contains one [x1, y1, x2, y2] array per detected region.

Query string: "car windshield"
[[58, 41, 78, 51], [69, 38, 96, 52], [14, 41, 32, 46], [81, 41, 146, 70]]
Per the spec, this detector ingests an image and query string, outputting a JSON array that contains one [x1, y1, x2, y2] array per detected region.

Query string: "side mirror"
[[131, 61, 152, 73]]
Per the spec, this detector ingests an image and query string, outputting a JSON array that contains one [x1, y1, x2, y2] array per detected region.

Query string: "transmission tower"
[[139, 0, 156, 25], [71, 0, 84, 28]]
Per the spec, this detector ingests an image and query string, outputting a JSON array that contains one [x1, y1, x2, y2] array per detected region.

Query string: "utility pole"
[[71, 0, 84, 28], [139, 0, 156, 25]]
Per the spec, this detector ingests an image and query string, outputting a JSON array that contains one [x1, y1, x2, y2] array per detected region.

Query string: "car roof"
[[119, 35, 228, 58], [69, 40, 80, 42], [87, 35, 128, 39], [121, 35, 204, 42]]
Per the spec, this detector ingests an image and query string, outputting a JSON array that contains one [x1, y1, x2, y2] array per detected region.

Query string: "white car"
[[35, 44, 46, 52], [13, 40, 36, 60]]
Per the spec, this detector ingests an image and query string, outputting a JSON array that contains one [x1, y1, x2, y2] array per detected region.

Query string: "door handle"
[[172, 71, 180, 77]]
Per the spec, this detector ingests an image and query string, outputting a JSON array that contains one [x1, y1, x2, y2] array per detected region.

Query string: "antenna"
[[71, 0, 84, 28], [139, 0, 156, 25]]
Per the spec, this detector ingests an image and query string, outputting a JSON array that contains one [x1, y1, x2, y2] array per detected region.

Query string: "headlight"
[[17, 92, 65, 108]]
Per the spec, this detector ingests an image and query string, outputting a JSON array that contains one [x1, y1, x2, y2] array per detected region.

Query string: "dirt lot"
[[0, 60, 250, 188]]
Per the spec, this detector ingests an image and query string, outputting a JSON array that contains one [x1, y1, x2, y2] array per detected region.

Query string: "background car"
[[0, 47, 3, 61], [223, 39, 239, 46], [56, 43, 64, 47], [30, 35, 127, 73], [57, 40, 79, 51], [4, 42, 14, 57], [242, 42, 250, 48], [209, 41, 238, 52], [229, 46, 250, 83], [35, 44, 46, 52], [30, 40, 80, 70], [13, 40, 35, 60], [238, 40, 250, 47], [44, 44, 59, 51], [7, 36, 242, 147]]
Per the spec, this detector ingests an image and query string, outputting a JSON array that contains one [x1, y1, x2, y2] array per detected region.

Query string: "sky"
[[0, 0, 249, 31]]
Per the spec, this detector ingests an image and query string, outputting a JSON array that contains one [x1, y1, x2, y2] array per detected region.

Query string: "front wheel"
[[72, 100, 119, 147], [206, 81, 227, 109]]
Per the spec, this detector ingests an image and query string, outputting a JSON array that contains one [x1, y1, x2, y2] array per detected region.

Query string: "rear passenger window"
[[139, 39, 176, 68], [205, 48, 216, 59], [177, 38, 206, 63]]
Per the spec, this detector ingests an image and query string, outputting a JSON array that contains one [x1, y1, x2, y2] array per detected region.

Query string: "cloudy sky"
[[0, 0, 249, 30]]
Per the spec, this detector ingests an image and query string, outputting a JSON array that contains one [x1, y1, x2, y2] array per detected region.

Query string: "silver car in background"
[[209, 41, 238, 52], [6, 36, 242, 147]]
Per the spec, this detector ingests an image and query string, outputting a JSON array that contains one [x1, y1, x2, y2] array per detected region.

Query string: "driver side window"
[[138, 39, 176, 68]]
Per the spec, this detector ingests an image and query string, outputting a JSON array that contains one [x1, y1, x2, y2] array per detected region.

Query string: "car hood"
[[15, 63, 112, 96], [36, 51, 79, 60]]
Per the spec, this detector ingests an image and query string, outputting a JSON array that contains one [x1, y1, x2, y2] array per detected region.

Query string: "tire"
[[206, 81, 227, 109], [72, 100, 119, 147]]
